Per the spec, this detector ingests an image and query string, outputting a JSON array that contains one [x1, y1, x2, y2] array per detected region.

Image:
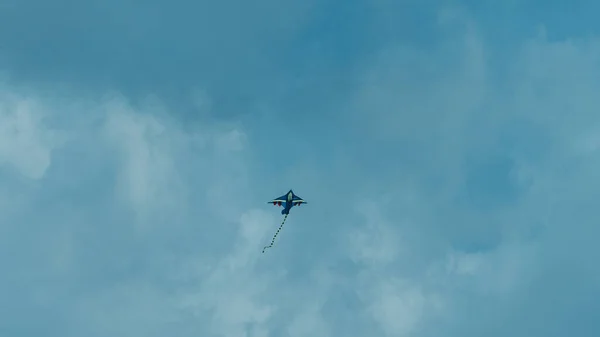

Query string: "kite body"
[[268, 189, 306, 215], [262, 189, 306, 253]]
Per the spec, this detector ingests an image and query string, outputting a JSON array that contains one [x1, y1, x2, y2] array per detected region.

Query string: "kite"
[[262, 189, 307, 253]]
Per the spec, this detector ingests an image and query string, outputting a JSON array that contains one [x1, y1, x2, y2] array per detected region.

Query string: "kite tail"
[[262, 214, 288, 253]]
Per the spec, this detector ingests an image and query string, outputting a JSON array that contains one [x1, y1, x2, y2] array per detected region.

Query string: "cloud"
[[0, 82, 267, 336], [366, 279, 436, 336], [0, 86, 63, 179], [177, 213, 277, 337], [1, 2, 600, 337], [103, 96, 189, 227], [338, 10, 600, 337]]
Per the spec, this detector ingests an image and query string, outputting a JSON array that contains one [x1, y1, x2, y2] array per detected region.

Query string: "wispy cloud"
[[1, 2, 599, 337]]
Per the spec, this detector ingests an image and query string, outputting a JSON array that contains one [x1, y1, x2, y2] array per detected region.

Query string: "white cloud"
[[214, 128, 247, 152], [2, 4, 600, 337], [0, 84, 275, 336], [367, 279, 434, 337], [0, 88, 62, 179], [100, 95, 250, 230], [442, 241, 539, 295], [176, 209, 280, 337], [336, 9, 600, 336], [103, 96, 189, 228], [346, 204, 401, 266], [345, 200, 447, 336], [287, 300, 330, 337], [71, 281, 182, 337]]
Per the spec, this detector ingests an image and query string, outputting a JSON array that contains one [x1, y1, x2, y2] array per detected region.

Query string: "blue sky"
[[1, 1, 599, 336]]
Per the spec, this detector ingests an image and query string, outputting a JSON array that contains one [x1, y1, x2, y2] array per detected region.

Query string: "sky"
[[1, 1, 599, 336]]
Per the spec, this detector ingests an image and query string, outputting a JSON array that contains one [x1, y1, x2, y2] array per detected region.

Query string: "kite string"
[[262, 214, 288, 253]]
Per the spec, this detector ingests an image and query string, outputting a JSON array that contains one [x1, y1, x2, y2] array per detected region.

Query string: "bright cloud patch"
[[0, 89, 61, 179]]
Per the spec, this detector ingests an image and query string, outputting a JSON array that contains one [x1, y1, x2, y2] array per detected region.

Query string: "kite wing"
[[291, 194, 306, 206], [268, 194, 288, 206]]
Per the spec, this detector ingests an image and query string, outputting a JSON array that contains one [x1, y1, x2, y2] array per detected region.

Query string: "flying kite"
[[262, 189, 306, 253]]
